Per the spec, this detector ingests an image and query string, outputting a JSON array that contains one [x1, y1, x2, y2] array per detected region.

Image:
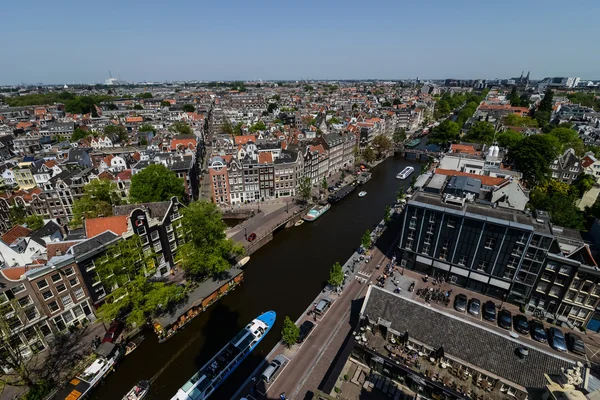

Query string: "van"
[[261, 355, 286, 383], [314, 299, 331, 315]]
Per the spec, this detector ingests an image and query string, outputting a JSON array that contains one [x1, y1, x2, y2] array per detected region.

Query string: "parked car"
[[247, 232, 257, 242], [566, 333, 586, 355], [529, 320, 547, 343], [548, 328, 567, 352], [498, 310, 512, 330], [513, 315, 530, 335], [261, 354, 286, 383], [483, 301, 496, 322], [468, 298, 481, 316], [454, 294, 468, 312], [314, 299, 331, 315], [297, 321, 315, 343], [102, 321, 125, 344]]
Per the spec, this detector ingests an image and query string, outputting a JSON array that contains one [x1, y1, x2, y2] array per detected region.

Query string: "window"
[[582, 282, 593, 293], [56, 283, 67, 293], [18, 296, 32, 307], [422, 245, 430, 255], [484, 238, 496, 249], [517, 233, 528, 244], [541, 272, 552, 281], [54, 317, 67, 332], [442, 240, 449, 250], [42, 290, 53, 300], [439, 249, 448, 260], [69, 277, 79, 287], [24, 307, 38, 322], [74, 288, 85, 300], [51, 273, 62, 283], [39, 323, 51, 337], [549, 285, 562, 297], [409, 221, 417, 229], [151, 230, 160, 241], [11, 284, 26, 295], [64, 267, 75, 276], [546, 262, 558, 271], [537, 282, 549, 293], [61, 294, 73, 308], [170, 241, 177, 252], [586, 296, 596, 306], [566, 291, 576, 301], [137, 226, 146, 235], [166, 224, 173, 233], [140, 235, 149, 245], [559, 266, 572, 275], [48, 301, 59, 313], [477, 260, 488, 272], [458, 255, 467, 266], [576, 294, 586, 304], [447, 218, 456, 228], [37, 279, 48, 290]]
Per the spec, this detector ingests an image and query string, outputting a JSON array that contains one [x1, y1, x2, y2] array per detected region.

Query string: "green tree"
[[539, 88, 554, 112], [129, 164, 185, 203], [281, 316, 300, 347], [70, 179, 121, 227], [71, 127, 91, 142], [267, 103, 278, 113], [321, 176, 328, 192], [176, 201, 243, 277], [182, 104, 195, 113], [298, 177, 312, 203], [393, 98, 401, 105], [509, 86, 521, 107], [160, 100, 171, 107], [169, 121, 193, 136], [429, 120, 460, 144], [24, 215, 44, 230], [548, 127, 584, 155], [9, 206, 27, 225], [139, 123, 156, 134], [497, 130, 523, 150], [396, 188, 406, 202], [249, 121, 266, 132], [384, 205, 391, 225], [104, 124, 129, 142], [529, 180, 585, 230], [134, 104, 143, 110], [503, 114, 538, 128], [328, 262, 344, 287], [463, 121, 496, 144], [136, 92, 153, 99], [361, 229, 372, 249], [393, 128, 406, 144], [222, 119, 234, 135], [572, 174, 596, 198], [363, 147, 377, 164], [434, 99, 451, 119], [372, 135, 392, 158], [507, 134, 560, 185]]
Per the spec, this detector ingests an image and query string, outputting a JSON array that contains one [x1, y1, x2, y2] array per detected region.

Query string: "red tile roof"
[[1, 267, 29, 281], [47, 241, 80, 258], [126, 116, 143, 123], [235, 135, 257, 145], [258, 152, 273, 164], [435, 169, 508, 187], [44, 160, 57, 168], [116, 170, 132, 180], [450, 144, 479, 156], [85, 215, 129, 238], [1, 226, 32, 245], [171, 138, 197, 151]]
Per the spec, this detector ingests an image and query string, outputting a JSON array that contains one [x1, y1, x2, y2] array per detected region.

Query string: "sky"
[[2, 0, 599, 85]]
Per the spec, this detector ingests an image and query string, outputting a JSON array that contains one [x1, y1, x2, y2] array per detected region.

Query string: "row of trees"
[[5, 92, 114, 115]]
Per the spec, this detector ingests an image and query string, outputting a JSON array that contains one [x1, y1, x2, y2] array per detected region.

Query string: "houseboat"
[[303, 203, 331, 221], [405, 138, 421, 148]]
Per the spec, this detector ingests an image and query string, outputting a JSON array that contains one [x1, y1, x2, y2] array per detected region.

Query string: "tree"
[[503, 114, 538, 128], [139, 123, 156, 134], [71, 127, 91, 142], [328, 262, 344, 287], [363, 148, 376, 164], [96, 236, 185, 326], [497, 130, 523, 150], [160, 100, 171, 107], [372, 135, 392, 158], [136, 92, 153, 99], [281, 316, 300, 348], [129, 164, 185, 203], [539, 88, 554, 113], [429, 120, 460, 144], [384, 205, 391, 225], [573, 174, 596, 198], [396, 188, 406, 202], [529, 180, 585, 230], [509, 86, 521, 107], [298, 177, 312, 203], [70, 179, 121, 227], [393, 128, 406, 144], [434, 99, 451, 119], [182, 104, 195, 113], [133, 104, 143, 110], [548, 127, 584, 155], [222, 120, 234, 135], [249, 121, 266, 132], [104, 124, 128, 142], [267, 103, 278, 114], [321, 176, 328, 192], [393, 98, 401, 105], [507, 134, 560, 185], [9, 205, 26, 225], [169, 121, 192, 136], [361, 229, 372, 249], [24, 215, 44, 230], [176, 201, 243, 277], [463, 121, 496, 144]]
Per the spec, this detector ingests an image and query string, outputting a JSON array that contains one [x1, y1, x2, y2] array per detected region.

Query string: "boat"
[[294, 220, 304, 227], [123, 380, 150, 400], [125, 336, 145, 356], [396, 166, 415, 180], [358, 191, 367, 197], [171, 311, 276, 400], [328, 184, 356, 203], [236, 256, 250, 269], [303, 203, 331, 221], [405, 138, 421, 148], [357, 172, 372, 185], [54, 342, 122, 400]]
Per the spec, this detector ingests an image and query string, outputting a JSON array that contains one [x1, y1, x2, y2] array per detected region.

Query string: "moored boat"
[[125, 336, 145, 356], [236, 256, 250, 268], [171, 311, 276, 400], [396, 166, 415, 180], [123, 380, 150, 400], [405, 138, 421, 148], [358, 191, 367, 197], [294, 220, 304, 227], [303, 203, 331, 221]]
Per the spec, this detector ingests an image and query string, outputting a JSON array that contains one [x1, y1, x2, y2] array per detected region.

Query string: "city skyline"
[[2, 0, 600, 85]]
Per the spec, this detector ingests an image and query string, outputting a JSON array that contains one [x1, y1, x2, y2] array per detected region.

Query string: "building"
[[550, 148, 583, 184], [538, 77, 580, 90], [207, 155, 230, 204]]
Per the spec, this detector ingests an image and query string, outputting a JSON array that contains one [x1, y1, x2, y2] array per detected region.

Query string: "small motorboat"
[[125, 336, 145, 356], [123, 380, 149, 400], [294, 220, 304, 227], [358, 191, 367, 197]]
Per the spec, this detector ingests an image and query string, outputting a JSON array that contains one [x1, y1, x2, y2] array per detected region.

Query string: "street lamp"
[[244, 226, 247, 240], [285, 201, 289, 213]]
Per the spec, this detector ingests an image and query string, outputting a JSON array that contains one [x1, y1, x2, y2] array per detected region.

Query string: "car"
[[247, 232, 257, 242], [328, 186, 336, 192], [453, 294, 468, 312], [513, 314, 530, 335], [498, 310, 512, 330], [468, 298, 481, 316], [261, 355, 286, 383], [102, 321, 125, 343], [483, 301, 496, 322], [548, 327, 567, 352], [529, 320, 547, 343], [566, 333, 586, 355], [297, 320, 315, 343], [314, 299, 331, 315]]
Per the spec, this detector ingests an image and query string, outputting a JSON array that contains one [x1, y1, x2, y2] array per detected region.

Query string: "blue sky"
[[2, 0, 599, 84]]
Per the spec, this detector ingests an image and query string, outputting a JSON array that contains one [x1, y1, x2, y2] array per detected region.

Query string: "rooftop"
[[84, 215, 129, 239]]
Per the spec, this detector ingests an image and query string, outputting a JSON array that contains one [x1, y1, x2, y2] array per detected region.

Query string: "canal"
[[91, 152, 427, 400]]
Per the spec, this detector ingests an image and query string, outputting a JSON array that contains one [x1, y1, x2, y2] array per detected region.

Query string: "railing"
[[243, 205, 307, 253]]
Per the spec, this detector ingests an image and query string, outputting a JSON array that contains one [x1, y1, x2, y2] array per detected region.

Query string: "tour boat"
[[123, 380, 150, 400], [125, 336, 145, 356], [396, 166, 415, 180], [303, 203, 331, 221], [358, 191, 367, 197], [294, 220, 304, 227], [170, 311, 276, 400], [405, 138, 421, 148]]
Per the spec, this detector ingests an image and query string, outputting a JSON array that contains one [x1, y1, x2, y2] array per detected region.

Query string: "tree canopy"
[[129, 164, 185, 203], [71, 179, 122, 227], [503, 114, 538, 128], [298, 177, 312, 203], [160, 100, 171, 107], [104, 124, 129, 142], [363, 147, 377, 164], [71, 127, 92, 142], [496, 130, 523, 150], [182, 104, 195, 113], [429, 120, 460, 145], [249, 121, 266, 132], [177, 201, 243, 278], [393, 128, 406, 144], [506, 134, 559, 185], [169, 121, 193, 136], [462, 121, 496, 144], [328, 262, 344, 287], [361, 229, 372, 249], [281, 316, 300, 347], [372, 135, 392, 158], [4, 92, 113, 115], [139, 123, 157, 134], [25, 215, 44, 231], [548, 127, 584, 155], [529, 180, 586, 230]]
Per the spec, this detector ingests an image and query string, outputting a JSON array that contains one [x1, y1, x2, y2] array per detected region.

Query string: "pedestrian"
[[280, 392, 287, 400]]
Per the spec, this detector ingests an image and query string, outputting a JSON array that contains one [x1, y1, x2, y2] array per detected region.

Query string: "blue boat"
[[171, 311, 276, 400]]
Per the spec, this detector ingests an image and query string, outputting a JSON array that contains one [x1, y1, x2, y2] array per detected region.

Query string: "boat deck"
[[201, 342, 241, 381]]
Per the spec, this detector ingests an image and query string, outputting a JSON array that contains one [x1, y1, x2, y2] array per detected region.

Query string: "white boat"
[[236, 256, 250, 268], [125, 336, 145, 356], [303, 204, 331, 221], [396, 166, 415, 180], [123, 380, 150, 400], [358, 191, 367, 197], [294, 220, 304, 227]]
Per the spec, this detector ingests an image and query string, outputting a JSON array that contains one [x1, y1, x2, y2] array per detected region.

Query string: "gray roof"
[[70, 231, 119, 258], [361, 286, 574, 389], [113, 200, 173, 219], [446, 175, 481, 193]]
